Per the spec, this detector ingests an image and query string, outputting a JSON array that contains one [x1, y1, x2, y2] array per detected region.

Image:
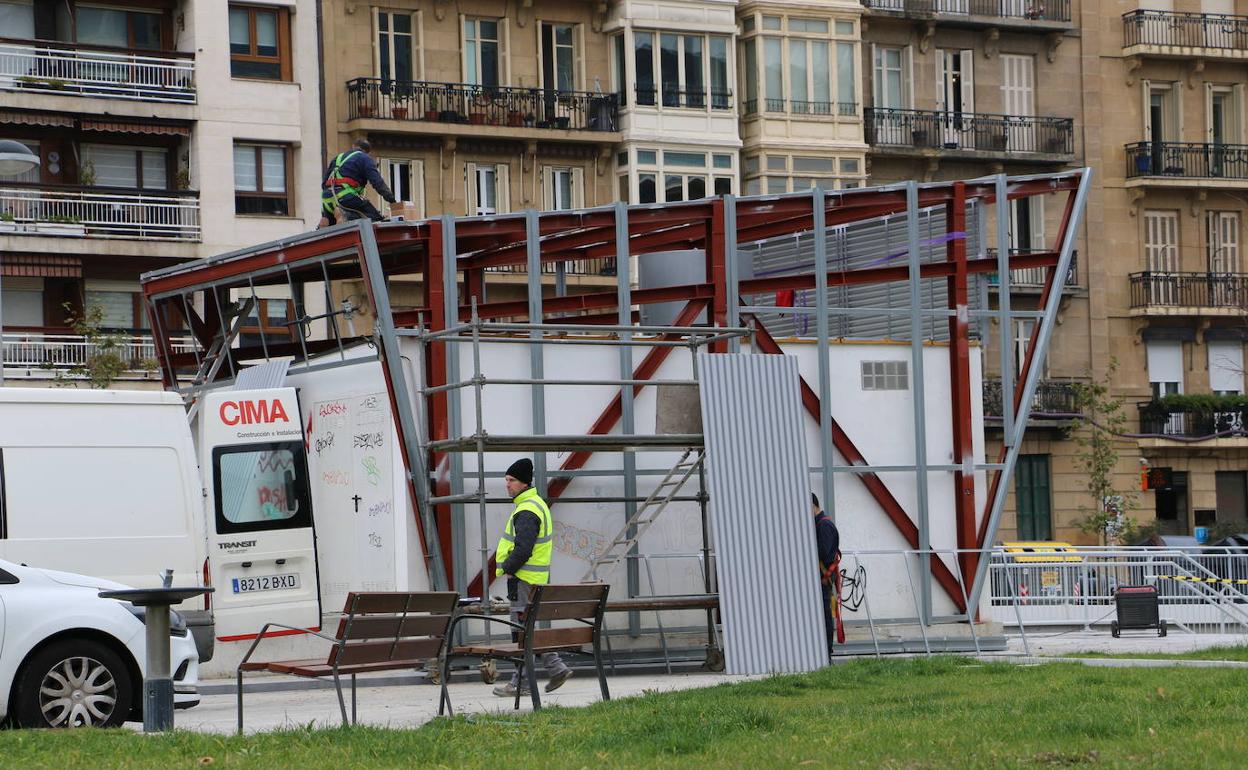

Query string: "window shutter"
[[465, 162, 478, 215], [497, 163, 511, 213], [1206, 82, 1215, 144], [502, 17, 512, 85], [572, 166, 584, 208], [1234, 83, 1245, 143], [870, 44, 880, 106], [541, 166, 552, 210], [415, 10, 425, 79], [576, 23, 585, 91], [903, 46, 914, 108], [459, 14, 469, 82], [960, 49, 975, 114], [1141, 78, 1152, 139], [935, 50, 945, 112], [372, 7, 381, 78], [1173, 80, 1184, 138], [1030, 195, 1045, 251]]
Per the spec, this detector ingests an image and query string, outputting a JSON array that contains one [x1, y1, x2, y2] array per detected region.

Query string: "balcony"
[[0, 38, 194, 104], [866, 108, 1074, 161], [862, 0, 1073, 29], [986, 249, 1078, 291], [1138, 398, 1248, 442], [1125, 142, 1248, 188], [1128, 271, 1248, 316], [1123, 10, 1248, 60], [742, 99, 858, 118], [345, 79, 620, 141], [983, 378, 1081, 423], [0, 185, 200, 242], [0, 332, 198, 381]]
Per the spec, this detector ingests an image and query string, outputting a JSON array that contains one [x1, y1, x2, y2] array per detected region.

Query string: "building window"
[[233, 143, 291, 216], [1209, 341, 1244, 395], [76, 5, 165, 50], [467, 163, 509, 216], [463, 18, 502, 87], [1015, 455, 1052, 541], [861, 360, 908, 390], [85, 285, 147, 330], [541, 22, 576, 91], [229, 4, 291, 80], [544, 167, 582, 211], [240, 298, 294, 348], [634, 30, 731, 110], [873, 45, 908, 109], [1154, 470, 1189, 536], [741, 16, 856, 116], [1207, 211, 1241, 274], [629, 149, 733, 203], [383, 158, 424, 219], [81, 145, 169, 190], [742, 152, 865, 193], [375, 9, 418, 82]]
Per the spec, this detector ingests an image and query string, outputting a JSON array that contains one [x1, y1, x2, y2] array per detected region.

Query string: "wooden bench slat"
[[533, 599, 602, 621], [282, 659, 431, 677], [346, 591, 458, 614], [528, 626, 594, 648], [454, 639, 589, 656], [262, 658, 333, 675], [335, 614, 452, 640], [538, 584, 608, 601], [333, 637, 443, 666]]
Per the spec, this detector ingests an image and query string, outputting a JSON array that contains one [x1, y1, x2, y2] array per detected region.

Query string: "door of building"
[[1015, 454, 1052, 541]]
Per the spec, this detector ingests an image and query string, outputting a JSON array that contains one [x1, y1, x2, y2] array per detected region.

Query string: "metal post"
[[471, 299, 490, 643], [0, 254, 5, 386], [358, 221, 449, 590], [966, 169, 1092, 614], [905, 181, 932, 625], [142, 605, 173, 732], [725, 194, 741, 355], [812, 187, 836, 522], [525, 209, 547, 491], [442, 216, 467, 594], [996, 174, 1015, 449], [613, 202, 641, 636]]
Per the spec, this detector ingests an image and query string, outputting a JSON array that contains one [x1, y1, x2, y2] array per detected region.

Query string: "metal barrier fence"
[[0, 39, 195, 103], [0, 186, 200, 242]]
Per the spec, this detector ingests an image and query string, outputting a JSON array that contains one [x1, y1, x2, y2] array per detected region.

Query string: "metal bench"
[[235, 591, 459, 731], [443, 583, 610, 711]]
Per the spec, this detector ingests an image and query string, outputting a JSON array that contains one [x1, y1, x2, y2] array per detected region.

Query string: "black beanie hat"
[[506, 458, 534, 486]]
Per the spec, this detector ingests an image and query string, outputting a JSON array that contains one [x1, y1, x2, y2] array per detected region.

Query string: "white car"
[[0, 558, 200, 728]]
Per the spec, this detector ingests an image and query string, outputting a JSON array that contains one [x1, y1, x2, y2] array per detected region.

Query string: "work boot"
[[544, 667, 573, 693], [492, 681, 529, 698]]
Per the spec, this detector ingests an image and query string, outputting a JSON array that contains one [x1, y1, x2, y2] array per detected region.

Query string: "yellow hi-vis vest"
[[495, 487, 553, 585]]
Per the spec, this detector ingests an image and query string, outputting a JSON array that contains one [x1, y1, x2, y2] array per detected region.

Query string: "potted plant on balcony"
[[391, 82, 412, 119], [35, 215, 86, 237], [78, 161, 96, 187], [468, 92, 492, 125], [425, 92, 441, 122], [0, 211, 17, 233]]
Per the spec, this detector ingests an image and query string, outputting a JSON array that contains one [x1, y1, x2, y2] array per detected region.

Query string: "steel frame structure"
[[140, 169, 1090, 626]]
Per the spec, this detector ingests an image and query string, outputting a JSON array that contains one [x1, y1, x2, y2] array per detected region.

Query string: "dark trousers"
[[821, 582, 836, 653], [508, 577, 567, 684], [322, 191, 384, 224]]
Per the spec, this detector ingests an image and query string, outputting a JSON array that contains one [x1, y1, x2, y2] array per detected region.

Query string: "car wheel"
[[12, 639, 133, 728]]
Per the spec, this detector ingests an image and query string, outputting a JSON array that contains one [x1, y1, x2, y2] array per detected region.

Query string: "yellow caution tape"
[[1158, 575, 1248, 585]]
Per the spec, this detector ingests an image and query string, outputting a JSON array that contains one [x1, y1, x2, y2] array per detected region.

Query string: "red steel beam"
[[748, 313, 968, 613], [424, 221, 456, 583], [465, 298, 711, 599], [466, 283, 715, 321], [945, 183, 978, 586], [708, 199, 729, 352]]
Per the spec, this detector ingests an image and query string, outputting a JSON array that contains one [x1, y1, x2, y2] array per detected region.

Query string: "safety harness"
[[322, 151, 366, 216]]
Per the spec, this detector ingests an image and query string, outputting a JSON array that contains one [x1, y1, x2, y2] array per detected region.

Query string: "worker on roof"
[[492, 457, 573, 698], [318, 138, 396, 229], [813, 492, 841, 656]]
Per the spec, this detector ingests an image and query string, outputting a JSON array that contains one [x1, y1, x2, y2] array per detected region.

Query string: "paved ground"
[[176, 670, 756, 735], [998, 630, 1246, 658]]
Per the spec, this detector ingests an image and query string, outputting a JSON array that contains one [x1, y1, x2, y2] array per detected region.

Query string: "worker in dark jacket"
[[492, 457, 573, 697], [318, 138, 396, 228], [813, 493, 841, 654]]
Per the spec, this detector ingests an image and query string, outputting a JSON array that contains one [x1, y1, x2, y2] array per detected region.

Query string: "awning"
[[80, 119, 191, 137], [0, 254, 83, 278], [0, 110, 74, 128]]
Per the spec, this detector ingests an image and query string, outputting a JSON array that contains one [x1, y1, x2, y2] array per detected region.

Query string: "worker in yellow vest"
[[317, 138, 396, 229], [492, 457, 573, 697]]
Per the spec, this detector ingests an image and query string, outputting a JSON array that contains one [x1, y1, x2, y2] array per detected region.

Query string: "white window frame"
[[542, 165, 583, 211], [382, 158, 424, 219], [1207, 210, 1241, 274], [1209, 340, 1245, 395], [373, 8, 423, 81], [461, 16, 509, 86], [872, 44, 911, 110], [466, 162, 509, 216], [861, 360, 909, 391], [538, 21, 581, 92], [636, 30, 732, 111]]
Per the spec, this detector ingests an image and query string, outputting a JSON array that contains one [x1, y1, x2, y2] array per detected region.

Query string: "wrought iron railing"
[[983, 378, 1081, 418], [1126, 141, 1248, 180], [862, 0, 1072, 23], [744, 98, 858, 117], [0, 38, 194, 103], [986, 249, 1078, 288], [346, 78, 620, 131], [1138, 402, 1248, 438], [633, 86, 732, 110], [0, 185, 200, 241], [1123, 10, 1248, 50], [866, 108, 1074, 155], [1, 332, 199, 376], [1129, 271, 1248, 311]]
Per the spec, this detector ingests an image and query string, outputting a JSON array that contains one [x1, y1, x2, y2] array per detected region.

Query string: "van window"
[[212, 442, 312, 535], [0, 566, 16, 584]]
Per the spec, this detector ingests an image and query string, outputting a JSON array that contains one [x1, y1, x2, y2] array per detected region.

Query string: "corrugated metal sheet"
[[697, 353, 827, 675], [234, 360, 290, 390], [740, 203, 984, 341]]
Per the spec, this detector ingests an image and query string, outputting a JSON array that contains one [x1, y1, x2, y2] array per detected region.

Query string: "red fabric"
[[775, 289, 796, 307]]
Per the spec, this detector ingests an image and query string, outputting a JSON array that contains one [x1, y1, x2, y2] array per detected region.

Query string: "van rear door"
[[202, 388, 320, 640]]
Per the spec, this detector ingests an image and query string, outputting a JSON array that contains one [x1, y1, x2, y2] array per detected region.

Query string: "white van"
[[0, 387, 324, 664]]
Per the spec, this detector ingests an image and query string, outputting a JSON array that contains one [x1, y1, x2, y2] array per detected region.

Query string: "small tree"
[[54, 302, 128, 389], [1071, 359, 1140, 545]]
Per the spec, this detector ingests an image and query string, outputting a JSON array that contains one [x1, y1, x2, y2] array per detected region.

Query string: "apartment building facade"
[[0, 0, 322, 386]]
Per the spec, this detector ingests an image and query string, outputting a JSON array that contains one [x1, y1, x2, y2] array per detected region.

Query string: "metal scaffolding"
[[140, 170, 1091, 652]]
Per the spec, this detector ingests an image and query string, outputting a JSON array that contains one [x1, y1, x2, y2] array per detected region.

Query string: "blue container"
[[1195, 526, 1211, 544]]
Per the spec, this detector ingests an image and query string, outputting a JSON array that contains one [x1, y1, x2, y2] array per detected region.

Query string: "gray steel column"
[[905, 181, 932, 624], [359, 221, 448, 590], [441, 216, 467, 594], [614, 201, 641, 635], [525, 209, 547, 489], [812, 188, 835, 522], [725, 195, 741, 355], [996, 174, 1015, 448], [967, 168, 1092, 613]]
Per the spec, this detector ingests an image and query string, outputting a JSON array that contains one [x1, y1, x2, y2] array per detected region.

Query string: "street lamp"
[[0, 139, 37, 386]]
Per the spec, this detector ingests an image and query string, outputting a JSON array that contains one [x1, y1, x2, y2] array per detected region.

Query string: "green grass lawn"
[[1069, 644, 1248, 662], [3, 656, 1248, 769]]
